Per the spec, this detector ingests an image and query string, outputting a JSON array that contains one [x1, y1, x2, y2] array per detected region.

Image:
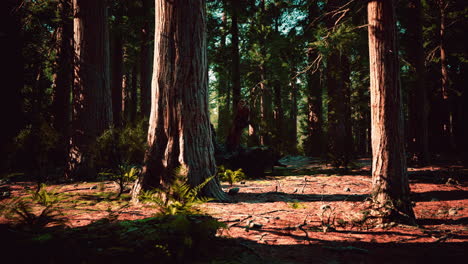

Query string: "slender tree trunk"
[[132, 0, 227, 202], [342, 55, 353, 160], [304, 2, 323, 157], [129, 63, 138, 123], [216, 5, 231, 141], [67, 0, 113, 179], [273, 80, 283, 146], [407, 0, 429, 165], [368, 0, 415, 224], [289, 78, 298, 153], [325, 1, 349, 167], [305, 63, 323, 157], [438, 0, 454, 153], [231, 0, 241, 111], [139, 0, 152, 119], [326, 52, 347, 167], [258, 0, 273, 146], [111, 23, 123, 128]]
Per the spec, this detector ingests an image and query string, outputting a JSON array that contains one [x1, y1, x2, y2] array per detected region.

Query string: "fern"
[[219, 167, 245, 186], [145, 167, 215, 216]]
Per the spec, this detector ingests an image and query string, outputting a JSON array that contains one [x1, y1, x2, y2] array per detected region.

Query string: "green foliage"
[[32, 184, 63, 207], [144, 167, 215, 216], [218, 166, 245, 186], [288, 199, 306, 209], [1, 184, 66, 230], [99, 164, 140, 196], [11, 118, 60, 174], [95, 121, 147, 170]]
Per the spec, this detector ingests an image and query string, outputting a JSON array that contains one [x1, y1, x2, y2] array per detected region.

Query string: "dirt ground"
[[1, 157, 467, 263]]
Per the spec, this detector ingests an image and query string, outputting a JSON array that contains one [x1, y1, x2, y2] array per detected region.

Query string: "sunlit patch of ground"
[[1, 157, 467, 263]]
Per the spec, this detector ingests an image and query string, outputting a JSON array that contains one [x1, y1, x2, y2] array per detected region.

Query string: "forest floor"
[[0, 157, 467, 263]]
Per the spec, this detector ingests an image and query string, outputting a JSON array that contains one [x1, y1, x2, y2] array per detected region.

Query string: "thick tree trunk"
[[368, 0, 415, 224], [139, 0, 152, 118], [53, 0, 73, 136], [0, 0, 24, 173], [231, 0, 241, 111], [51, 0, 73, 169], [132, 0, 227, 202], [407, 0, 429, 165], [67, 0, 113, 179]]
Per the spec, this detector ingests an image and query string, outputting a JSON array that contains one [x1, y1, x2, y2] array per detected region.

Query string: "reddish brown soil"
[[1, 157, 467, 263]]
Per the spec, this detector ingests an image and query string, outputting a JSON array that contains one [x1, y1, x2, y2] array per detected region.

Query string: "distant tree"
[[139, 0, 152, 119], [52, 0, 73, 136], [131, 0, 228, 202], [303, 2, 323, 157], [230, 0, 241, 112], [325, 1, 352, 167], [67, 0, 113, 179], [367, 0, 415, 224], [405, 0, 430, 165], [110, 1, 124, 128]]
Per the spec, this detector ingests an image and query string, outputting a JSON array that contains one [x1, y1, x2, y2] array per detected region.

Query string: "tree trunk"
[[289, 78, 298, 153], [216, 4, 231, 141], [407, 0, 429, 165], [231, 0, 241, 111], [438, 0, 455, 153], [51, 0, 73, 169], [0, 0, 24, 173], [111, 22, 123, 128], [326, 52, 347, 167], [139, 0, 152, 119], [342, 55, 353, 160], [368, 0, 415, 224], [53, 0, 73, 136], [304, 3, 323, 157], [325, 1, 349, 167], [129, 63, 138, 123], [67, 0, 113, 179], [258, 0, 273, 146], [273, 80, 283, 146], [131, 0, 227, 202]]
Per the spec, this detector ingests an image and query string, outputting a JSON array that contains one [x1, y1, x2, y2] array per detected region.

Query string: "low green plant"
[[32, 184, 63, 206], [218, 166, 245, 186], [144, 166, 214, 216], [288, 199, 306, 209], [2, 185, 67, 229], [99, 164, 140, 197]]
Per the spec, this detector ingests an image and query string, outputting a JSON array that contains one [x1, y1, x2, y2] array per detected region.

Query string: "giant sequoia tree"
[[66, 0, 113, 179], [368, 0, 415, 223], [131, 0, 227, 202]]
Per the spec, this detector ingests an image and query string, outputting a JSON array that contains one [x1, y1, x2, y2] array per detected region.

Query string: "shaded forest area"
[[0, 0, 467, 263]]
